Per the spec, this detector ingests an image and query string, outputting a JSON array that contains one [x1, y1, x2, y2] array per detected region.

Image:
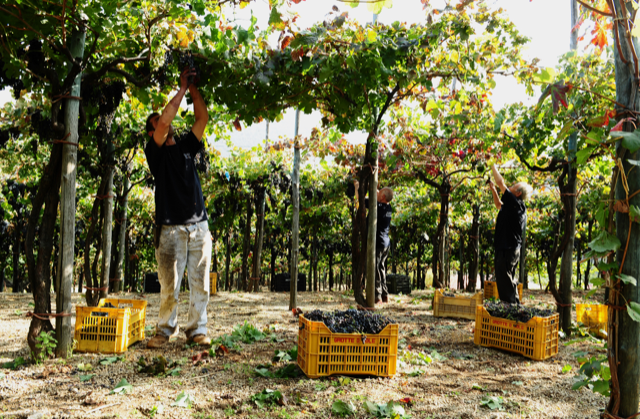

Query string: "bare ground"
[[0, 288, 606, 419]]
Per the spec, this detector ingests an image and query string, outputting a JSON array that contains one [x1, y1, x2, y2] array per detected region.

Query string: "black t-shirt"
[[365, 198, 393, 250], [144, 131, 208, 226], [494, 189, 526, 250]]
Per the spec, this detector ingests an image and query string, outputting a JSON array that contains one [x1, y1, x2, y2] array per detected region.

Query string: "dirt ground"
[[0, 287, 606, 419]]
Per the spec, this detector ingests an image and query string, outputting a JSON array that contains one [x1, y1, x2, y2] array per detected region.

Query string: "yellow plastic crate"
[[576, 304, 608, 338], [210, 272, 218, 296], [74, 298, 147, 354], [433, 290, 483, 320], [474, 305, 559, 361], [484, 281, 523, 302], [297, 314, 398, 378]]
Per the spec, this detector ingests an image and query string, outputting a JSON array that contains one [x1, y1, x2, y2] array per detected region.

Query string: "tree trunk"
[[84, 176, 108, 306], [100, 165, 115, 300], [225, 230, 232, 291], [365, 152, 378, 306], [251, 188, 266, 292], [609, 1, 640, 412], [109, 173, 128, 294], [290, 114, 301, 308], [12, 224, 22, 293], [467, 205, 480, 292], [25, 143, 62, 356], [328, 251, 334, 291], [433, 187, 450, 288], [313, 240, 318, 292], [559, 165, 577, 335], [56, 29, 85, 358], [241, 196, 253, 292], [458, 233, 464, 290], [585, 219, 593, 290]]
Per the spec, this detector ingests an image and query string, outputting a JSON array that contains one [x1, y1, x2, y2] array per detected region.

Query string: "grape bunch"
[[484, 301, 555, 323], [194, 146, 210, 174], [153, 51, 174, 87], [178, 51, 199, 85], [305, 309, 395, 335], [0, 58, 24, 100]]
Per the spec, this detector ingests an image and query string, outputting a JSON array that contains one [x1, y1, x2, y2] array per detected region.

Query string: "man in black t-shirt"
[[144, 68, 211, 349], [488, 163, 532, 304]]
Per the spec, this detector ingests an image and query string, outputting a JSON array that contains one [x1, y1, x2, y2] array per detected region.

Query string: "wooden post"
[[289, 109, 300, 310], [56, 29, 85, 358]]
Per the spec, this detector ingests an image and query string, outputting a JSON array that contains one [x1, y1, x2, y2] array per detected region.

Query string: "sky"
[[0, 0, 573, 156]]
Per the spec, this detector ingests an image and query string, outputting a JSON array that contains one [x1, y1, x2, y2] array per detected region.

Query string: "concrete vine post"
[[290, 110, 300, 310], [56, 28, 85, 358], [100, 142, 115, 300]]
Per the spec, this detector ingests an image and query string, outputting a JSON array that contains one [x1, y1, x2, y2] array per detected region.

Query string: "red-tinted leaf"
[[281, 36, 292, 50], [611, 118, 636, 132], [539, 82, 572, 113], [590, 21, 611, 50], [587, 114, 609, 128], [233, 117, 242, 131]]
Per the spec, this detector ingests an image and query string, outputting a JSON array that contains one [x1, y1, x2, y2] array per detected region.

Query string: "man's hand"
[[180, 67, 197, 90]]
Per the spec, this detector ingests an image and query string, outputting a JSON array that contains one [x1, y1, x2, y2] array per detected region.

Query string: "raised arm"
[[188, 80, 209, 141], [488, 180, 502, 210], [153, 68, 192, 147], [491, 163, 507, 194]]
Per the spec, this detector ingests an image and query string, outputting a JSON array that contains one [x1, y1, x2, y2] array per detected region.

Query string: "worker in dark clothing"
[[144, 67, 211, 349], [488, 163, 532, 304]]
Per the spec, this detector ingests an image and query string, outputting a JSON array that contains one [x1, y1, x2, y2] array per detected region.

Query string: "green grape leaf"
[[110, 378, 133, 395]]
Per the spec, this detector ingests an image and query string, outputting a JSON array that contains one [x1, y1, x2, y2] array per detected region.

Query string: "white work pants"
[[155, 220, 211, 338]]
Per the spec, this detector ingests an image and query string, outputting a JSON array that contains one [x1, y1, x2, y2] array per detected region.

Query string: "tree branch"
[[576, 0, 613, 17]]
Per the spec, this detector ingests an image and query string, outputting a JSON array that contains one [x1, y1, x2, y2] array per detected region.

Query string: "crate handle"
[[91, 312, 109, 317], [118, 303, 133, 308], [299, 323, 305, 331]]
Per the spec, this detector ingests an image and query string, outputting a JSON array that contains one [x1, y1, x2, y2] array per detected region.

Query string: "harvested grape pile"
[[304, 308, 395, 334], [484, 301, 555, 323]]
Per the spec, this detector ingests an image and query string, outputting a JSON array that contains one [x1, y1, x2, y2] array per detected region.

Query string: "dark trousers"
[[495, 248, 520, 304], [375, 246, 390, 299]]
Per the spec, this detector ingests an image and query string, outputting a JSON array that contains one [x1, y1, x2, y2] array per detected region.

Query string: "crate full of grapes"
[[474, 302, 559, 361], [483, 281, 523, 302], [297, 309, 398, 378], [433, 290, 483, 320]]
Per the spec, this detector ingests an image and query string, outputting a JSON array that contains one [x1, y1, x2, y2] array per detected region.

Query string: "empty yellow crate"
[[433, 290, 483, 320], [74, 298, 147, 354], [484, 281, 523, 302], [297, 314, 398, 378], [210, 272, 218, 296], [474, 305, 559, 361], [576, 304, 607, 338]]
